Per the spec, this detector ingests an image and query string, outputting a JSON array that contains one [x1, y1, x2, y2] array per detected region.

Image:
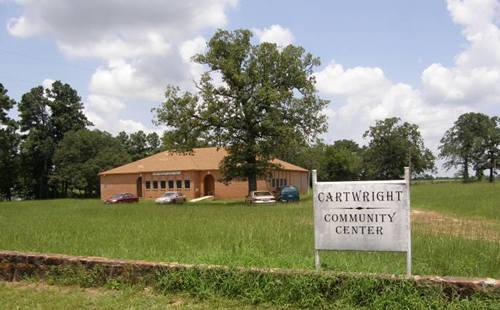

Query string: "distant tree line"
[[283, 114, 500, 183], [0, 82, 162, 200], [280, 117, 436, 182]]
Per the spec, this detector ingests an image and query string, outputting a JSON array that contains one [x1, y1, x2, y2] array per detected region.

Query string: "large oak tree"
[[154, 29, 328, 193], [363, 117, 435, 179]]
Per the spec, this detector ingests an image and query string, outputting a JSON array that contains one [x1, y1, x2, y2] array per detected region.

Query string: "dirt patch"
[[412, 209, 500, 241], [1, 280, 192, 306], [169, 298, 185, 306]]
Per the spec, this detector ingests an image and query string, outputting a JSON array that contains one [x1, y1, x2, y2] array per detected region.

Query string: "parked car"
[[105, 193, 139, 204], [276, 185, 300, 202], [245, 191, 276, 204], [155, 191, 186, 204]]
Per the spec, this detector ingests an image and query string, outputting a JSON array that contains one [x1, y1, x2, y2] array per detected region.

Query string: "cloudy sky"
[[1, 0, 499, 173]]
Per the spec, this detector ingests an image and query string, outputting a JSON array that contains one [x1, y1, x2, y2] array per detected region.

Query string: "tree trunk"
[[463, 158, 469, 182], [39, 155, 49, 199], [476, 168, 483, 182], [247, 156, 257, 194], [490, 158, 496, 183], [248, 172, 257, 194]]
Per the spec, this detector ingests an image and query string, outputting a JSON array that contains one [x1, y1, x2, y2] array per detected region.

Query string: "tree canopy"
[[116, 130, 162, 160], [322, 140, 363, 181], [439, 112, 500, 182], [154, 29, 328, 192], [482, 117, 500, 182], [0, 83, 20, 200], [0, 83, 15, 124], [52, 129, 130, 197], [18, 81, 91, 198], [363, 117, 435, 179]]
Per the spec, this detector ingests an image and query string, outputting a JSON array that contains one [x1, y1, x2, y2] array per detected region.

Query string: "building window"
[[168, 180, 174, 189], [184, 180, 191, 189], [145, 181, 151, 189], [160, 180, 166, 189], [272, 178, 276, 188], [176, 180, 182, 189], [153, 181, 158, 189]]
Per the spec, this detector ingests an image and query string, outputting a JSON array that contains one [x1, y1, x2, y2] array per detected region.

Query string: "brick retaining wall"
[[0, 250, 498, 290]]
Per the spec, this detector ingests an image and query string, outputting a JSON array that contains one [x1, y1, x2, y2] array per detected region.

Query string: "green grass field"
[[412, 181, 500, 220], [0, 281, 260, 309], [0, 182, 499, 278]]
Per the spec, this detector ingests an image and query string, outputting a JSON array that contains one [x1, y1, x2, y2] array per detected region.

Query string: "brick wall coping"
[[0, 250, 498, 289]]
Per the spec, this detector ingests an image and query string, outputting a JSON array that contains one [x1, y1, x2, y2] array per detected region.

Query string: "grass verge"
[[3, 262, 499, 309], [0, 281, 261, 309]]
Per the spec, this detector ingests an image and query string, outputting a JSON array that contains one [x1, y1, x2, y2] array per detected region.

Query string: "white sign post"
[[312, 167, 412, 276]]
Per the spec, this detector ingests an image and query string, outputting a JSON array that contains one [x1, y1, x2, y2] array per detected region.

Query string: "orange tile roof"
[[99, 147, 308, 175]]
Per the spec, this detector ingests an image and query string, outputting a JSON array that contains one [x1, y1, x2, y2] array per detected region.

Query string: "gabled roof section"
[[99, 147, 308, 175]]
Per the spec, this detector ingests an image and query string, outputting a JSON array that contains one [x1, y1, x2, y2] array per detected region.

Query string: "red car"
[[105, 193, 139, 204]]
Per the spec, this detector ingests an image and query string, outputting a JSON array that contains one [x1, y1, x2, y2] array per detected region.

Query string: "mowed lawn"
[[0, 281, 261, 310], [0, 182, 499, 278]]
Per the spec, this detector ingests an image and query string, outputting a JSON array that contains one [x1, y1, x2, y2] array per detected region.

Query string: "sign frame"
[[312, 167, 412, 276]]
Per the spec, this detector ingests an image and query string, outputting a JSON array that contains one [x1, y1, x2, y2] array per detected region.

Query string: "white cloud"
[[315, 61, 470, 152], [84, 95, 152, 134], [315, 62, 391, 97], [7, 0, 237, 134], [59, 33, 171, 60], [42, 78, 55, 90], [179, 36, 206, 62], [421, 0, 500, 106], [86, 114, 150, 134], [7, 0, 237, 61], [89, 60, 164, 102], [117, 119, 149, 133], [254, 24, 294, 46], [179, 36, 207, 83], [87, 94, 125, 114], [7, 15, 35, 37]]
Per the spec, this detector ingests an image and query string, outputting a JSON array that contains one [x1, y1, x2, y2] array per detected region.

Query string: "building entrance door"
[[136, 177, 143, 198], [203, 174, 215, 196]]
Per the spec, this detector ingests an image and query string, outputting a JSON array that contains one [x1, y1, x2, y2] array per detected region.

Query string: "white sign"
[[152, 171, 181, 176], [312, 168, 412, 275]]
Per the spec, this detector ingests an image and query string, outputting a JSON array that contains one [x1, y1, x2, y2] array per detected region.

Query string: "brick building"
[[99, 147, 309, 200]]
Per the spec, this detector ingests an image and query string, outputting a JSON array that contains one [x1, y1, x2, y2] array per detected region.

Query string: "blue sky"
[[230, 0, 465, 83], [1, 0, 499, 175]]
